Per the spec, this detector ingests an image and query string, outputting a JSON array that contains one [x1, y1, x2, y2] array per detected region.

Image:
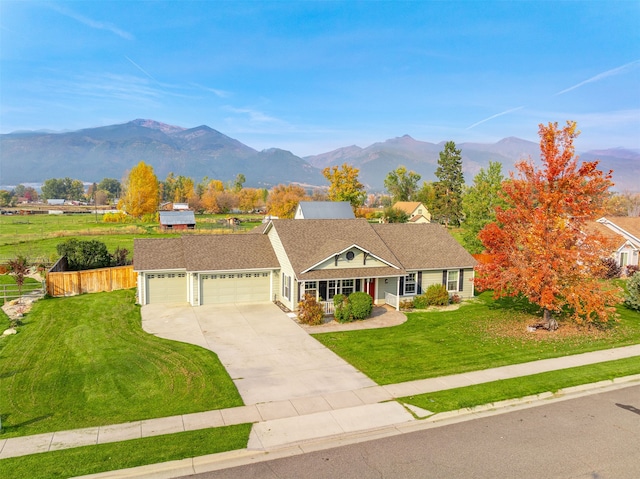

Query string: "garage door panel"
[[146, 272, 187, 304], [201, 272, 270, 304]]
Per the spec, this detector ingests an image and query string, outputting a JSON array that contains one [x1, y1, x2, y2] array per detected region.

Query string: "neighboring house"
[[592, 217, 640, 270], [134, 218, 476, 310], [294, 201, 355, 219], [47, 199, 65, 206], [393, 202, 431, 223], [159, 210, 196, 231]]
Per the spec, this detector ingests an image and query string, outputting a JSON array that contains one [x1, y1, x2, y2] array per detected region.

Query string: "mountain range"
[[1, 119, 638, 192]]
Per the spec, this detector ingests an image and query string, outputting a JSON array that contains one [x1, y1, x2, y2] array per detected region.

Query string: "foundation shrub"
[[423, 284, 450, 306], [297, 294, 325, 325], [333, 294, 350, 322], [348, 292, 373, 320]]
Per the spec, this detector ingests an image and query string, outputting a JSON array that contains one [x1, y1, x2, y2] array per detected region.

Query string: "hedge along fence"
[[46, 262, 136, 297]]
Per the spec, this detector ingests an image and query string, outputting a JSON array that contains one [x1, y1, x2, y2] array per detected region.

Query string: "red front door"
[[365, 278, 375, 300]]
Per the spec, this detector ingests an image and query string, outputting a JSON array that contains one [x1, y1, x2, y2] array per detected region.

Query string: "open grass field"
[[313, 291, 640, 385], [0, 213, 263, 261], [0, 289, 243, 439]]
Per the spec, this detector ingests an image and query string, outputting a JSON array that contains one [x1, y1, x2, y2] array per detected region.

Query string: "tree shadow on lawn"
[[0, 413, 53, 435]]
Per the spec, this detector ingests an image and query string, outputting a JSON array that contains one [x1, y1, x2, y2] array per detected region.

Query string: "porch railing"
[[384, 292, 398, 308], [319, 300, 335, 315]]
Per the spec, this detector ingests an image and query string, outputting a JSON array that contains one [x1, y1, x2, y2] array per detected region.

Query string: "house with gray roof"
[[294, 201, 355, 219], [134, 218, 476, 310]]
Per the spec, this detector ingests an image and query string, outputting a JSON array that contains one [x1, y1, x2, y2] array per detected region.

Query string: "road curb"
[[73, 374, 640, 478]]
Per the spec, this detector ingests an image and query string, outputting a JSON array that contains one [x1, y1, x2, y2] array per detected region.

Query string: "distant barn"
[[159, 210, 196, 231]]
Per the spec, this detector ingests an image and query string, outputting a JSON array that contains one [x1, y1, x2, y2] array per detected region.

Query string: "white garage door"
[[146, 272, 187, 304], [201, 272, 271, 304]]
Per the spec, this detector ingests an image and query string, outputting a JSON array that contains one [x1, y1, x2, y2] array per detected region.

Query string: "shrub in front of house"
[[333, 294, 350, 322], [297, 294, 325, 325], [450, 293, 461, 304], [423, 284, 450, 306], [624, 272, 640, 312], [599, 257, 622, 279], [412, 295, 428, 309], [348, 292, 373, 320], [333, 292, 373, 322]]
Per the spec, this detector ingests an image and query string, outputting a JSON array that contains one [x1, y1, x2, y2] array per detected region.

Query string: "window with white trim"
[[342, 279, 354, 295], [303, 281, 317, 299], [620, 252, 629, 267], [282, 273, 291, 300], [404, 273, 416, 295], [447, 270, 459, 292]]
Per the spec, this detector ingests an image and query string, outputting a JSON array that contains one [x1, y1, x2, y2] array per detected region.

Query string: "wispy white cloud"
[[224, 106, 282, 124], [466, 106, 525, 130], [555, 60, 640, 96], [47, 3, 134, 40], [191, 83, 231, 98]]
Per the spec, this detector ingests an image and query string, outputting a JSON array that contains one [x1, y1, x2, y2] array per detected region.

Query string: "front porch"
[[298, 276, 406, 313]]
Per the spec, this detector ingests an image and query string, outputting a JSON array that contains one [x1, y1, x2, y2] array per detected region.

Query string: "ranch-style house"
[[133, 218, 477, 311]]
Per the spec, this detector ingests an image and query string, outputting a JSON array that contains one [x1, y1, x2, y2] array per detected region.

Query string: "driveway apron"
[[141, 303, 375, 405]]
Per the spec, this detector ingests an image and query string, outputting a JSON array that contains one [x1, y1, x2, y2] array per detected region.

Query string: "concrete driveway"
[[141, 302, 375, 405]]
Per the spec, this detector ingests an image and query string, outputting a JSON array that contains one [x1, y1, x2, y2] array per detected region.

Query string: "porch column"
[[395, 276, 400, 311]]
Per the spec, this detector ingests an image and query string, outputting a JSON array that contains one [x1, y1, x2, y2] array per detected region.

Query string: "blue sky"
[[1, 1, 639, 156]]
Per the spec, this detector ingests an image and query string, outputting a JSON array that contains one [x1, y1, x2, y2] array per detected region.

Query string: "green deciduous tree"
[[433, 142, 465, 226], [97, 178, 121, 200], [56, 239, 112, 271], [382, 206, 410, 223], [322, 163, 367, 210], [384, 166, 421, 203], [461, 161, 507, 253], [41, 177, 85, 201]]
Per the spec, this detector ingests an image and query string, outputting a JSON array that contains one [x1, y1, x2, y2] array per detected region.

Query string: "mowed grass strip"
[[400, 357, 640, 414], [0, 424, 252, 479], [0, 289, 243, 438], [312, 292, 640, 385]]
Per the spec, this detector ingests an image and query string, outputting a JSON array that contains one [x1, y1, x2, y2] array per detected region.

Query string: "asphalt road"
[[185, 385, 640, 479]]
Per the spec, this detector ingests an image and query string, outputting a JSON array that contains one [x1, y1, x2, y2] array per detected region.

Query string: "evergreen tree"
[[433, 141, 465, 226]]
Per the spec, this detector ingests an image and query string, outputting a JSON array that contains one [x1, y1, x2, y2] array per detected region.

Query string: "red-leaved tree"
[[475, 121, 620, 329]]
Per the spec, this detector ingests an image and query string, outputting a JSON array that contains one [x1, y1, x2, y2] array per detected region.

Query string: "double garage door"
[[200, 272, 271, 304]]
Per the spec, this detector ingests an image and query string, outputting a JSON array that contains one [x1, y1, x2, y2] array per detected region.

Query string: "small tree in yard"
[[7, 255, 29, 298], [476, 121, 620, 330], [625, 273, 640, 312]]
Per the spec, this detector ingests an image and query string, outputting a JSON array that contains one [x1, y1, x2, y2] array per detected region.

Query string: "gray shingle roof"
[[133, 238, 186, 271], [159, 210, 196, 226], [182, 234, 279, 271], [134, 235, 278, 272], [134, 219, 476, 275], [372, 223, 477, 269], [295, 201, 355, 219], [269, 219, 404, 277]]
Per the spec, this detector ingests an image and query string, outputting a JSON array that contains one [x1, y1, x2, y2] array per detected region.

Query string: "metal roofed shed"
[[294, 201, 355, 219], [159, 210, 196, 231]]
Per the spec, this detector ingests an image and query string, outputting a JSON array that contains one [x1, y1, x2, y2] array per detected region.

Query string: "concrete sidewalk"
[[2, 343, 639, 461]]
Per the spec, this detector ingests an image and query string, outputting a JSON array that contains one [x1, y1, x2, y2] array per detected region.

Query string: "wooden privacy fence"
[[47, 265, 136, 297]]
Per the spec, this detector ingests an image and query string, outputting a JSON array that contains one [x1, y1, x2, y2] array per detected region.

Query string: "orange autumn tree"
[[475, 121, 619, 330], [266, 184, 308, 218]]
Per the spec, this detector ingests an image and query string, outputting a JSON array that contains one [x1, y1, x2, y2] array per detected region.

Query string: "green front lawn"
[[401, 356, 640, 414], [0, 290, 243, 438], [0, 424, 252, 479], [313, 292, 640, 385]]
